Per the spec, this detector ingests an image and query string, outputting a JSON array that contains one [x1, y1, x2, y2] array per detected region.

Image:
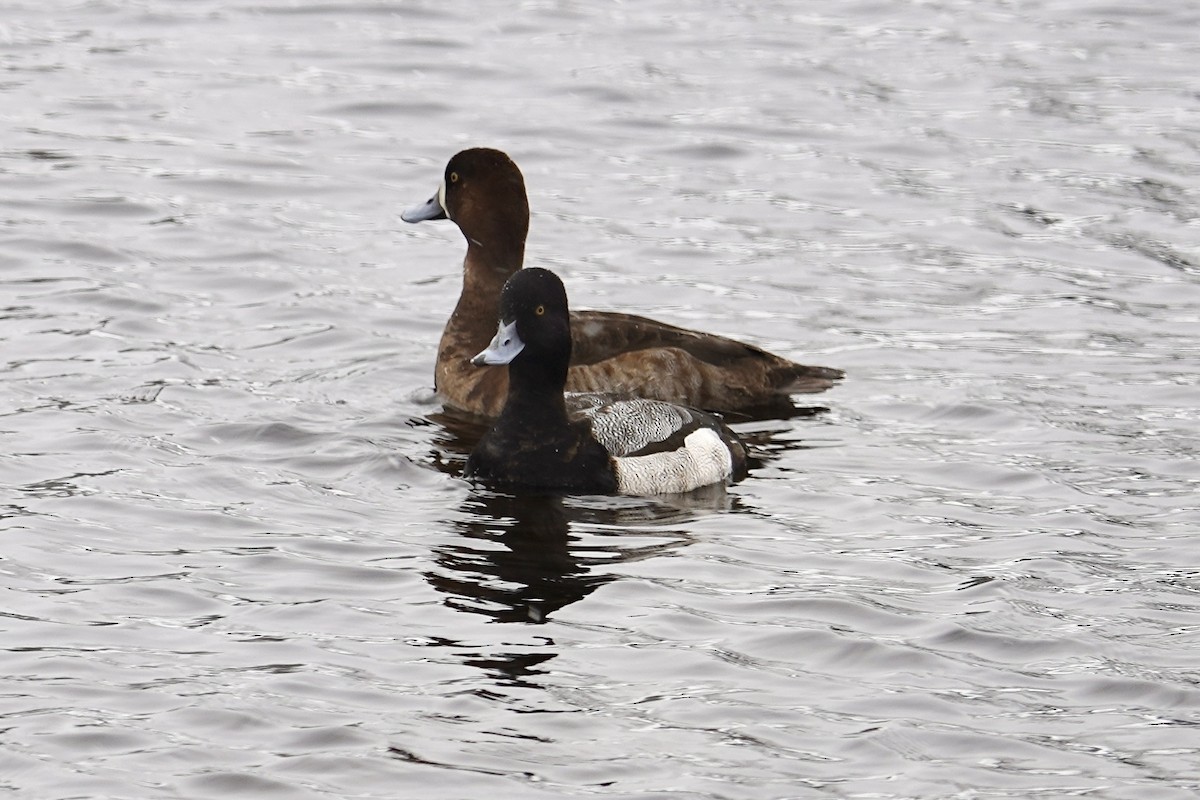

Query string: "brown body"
[[409, 148, 843, 419]]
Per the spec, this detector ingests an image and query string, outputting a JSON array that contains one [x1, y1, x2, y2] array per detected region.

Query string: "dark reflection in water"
[[428, 491, 604, 623], [427, 490, 708, 624], [458, 648, 561, 688], [423, 408, 489, 479]]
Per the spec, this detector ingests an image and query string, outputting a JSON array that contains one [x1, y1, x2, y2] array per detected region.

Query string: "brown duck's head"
[[402, 148, 530, 268]]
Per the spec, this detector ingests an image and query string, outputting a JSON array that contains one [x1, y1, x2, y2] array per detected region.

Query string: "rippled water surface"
[[3, 1, 1199, 798]]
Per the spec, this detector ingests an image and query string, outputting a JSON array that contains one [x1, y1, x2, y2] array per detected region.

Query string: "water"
[[3, 1, 1199, 797]]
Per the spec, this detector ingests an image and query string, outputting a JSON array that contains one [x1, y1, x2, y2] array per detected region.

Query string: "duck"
[[465, 267, 748, 495], [402, 147, 842, 419]]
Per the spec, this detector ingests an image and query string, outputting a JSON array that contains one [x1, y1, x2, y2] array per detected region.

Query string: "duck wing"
[[565, 309, 842, 413], [569, 395, 697, 458]]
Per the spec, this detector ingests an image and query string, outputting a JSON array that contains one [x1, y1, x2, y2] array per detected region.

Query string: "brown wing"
[[437, 309, 841, 419], [566, 309, 842, 412]]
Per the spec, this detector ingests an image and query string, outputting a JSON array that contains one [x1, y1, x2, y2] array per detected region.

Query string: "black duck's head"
[[471, 267, 571, 371]]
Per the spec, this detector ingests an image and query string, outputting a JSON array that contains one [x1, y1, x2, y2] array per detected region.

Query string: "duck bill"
[[471, 319, 525, 366], [400, 178, 449, 223]]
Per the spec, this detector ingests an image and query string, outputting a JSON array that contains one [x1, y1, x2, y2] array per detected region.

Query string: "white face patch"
[[437, 177, 451, 221], [613, 428, 733, 495]]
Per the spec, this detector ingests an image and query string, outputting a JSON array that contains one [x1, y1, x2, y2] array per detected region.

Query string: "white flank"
[[614, 428, 733, 495]]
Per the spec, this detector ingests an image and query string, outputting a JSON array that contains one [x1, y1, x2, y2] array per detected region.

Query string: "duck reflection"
[[428, 491, 595, 623], [422, 408, 489, 480], [427, 489, 715, 624]]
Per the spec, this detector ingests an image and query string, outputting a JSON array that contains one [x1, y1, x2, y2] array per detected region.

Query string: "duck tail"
[[775, 363, 844, 395]]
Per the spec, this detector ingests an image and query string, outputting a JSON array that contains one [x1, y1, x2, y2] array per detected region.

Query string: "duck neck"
[[459, 188, 529, 285], [499, 347, 571, 428], [444, 205, 529, 352]]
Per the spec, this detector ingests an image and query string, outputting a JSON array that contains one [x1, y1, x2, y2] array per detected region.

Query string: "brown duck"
[[402, 148, 842, 419]]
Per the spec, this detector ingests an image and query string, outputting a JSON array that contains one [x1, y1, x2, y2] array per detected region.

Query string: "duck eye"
[[534, 305, 545, 316], [449, 171, 459, 183]]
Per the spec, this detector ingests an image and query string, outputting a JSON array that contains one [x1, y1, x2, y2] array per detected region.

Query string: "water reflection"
[[427, 490, 715, 624], [423, 408, 488, 480], [428, 491, 600, 623]]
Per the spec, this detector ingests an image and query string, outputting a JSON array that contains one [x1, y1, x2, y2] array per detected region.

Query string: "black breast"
[[466, 419, 618, 494]]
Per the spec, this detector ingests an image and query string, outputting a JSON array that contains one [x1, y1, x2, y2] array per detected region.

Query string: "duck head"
[[471, 268, 572, 383], [402, 148, 530, 268]]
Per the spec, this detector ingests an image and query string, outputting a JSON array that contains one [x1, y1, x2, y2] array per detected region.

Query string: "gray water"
[[3, 1, 1199, 798]]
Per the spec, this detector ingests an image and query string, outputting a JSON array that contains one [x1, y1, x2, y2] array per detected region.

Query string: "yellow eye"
[[535, 305, 545, 316], [449, 171, 459, 183]]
